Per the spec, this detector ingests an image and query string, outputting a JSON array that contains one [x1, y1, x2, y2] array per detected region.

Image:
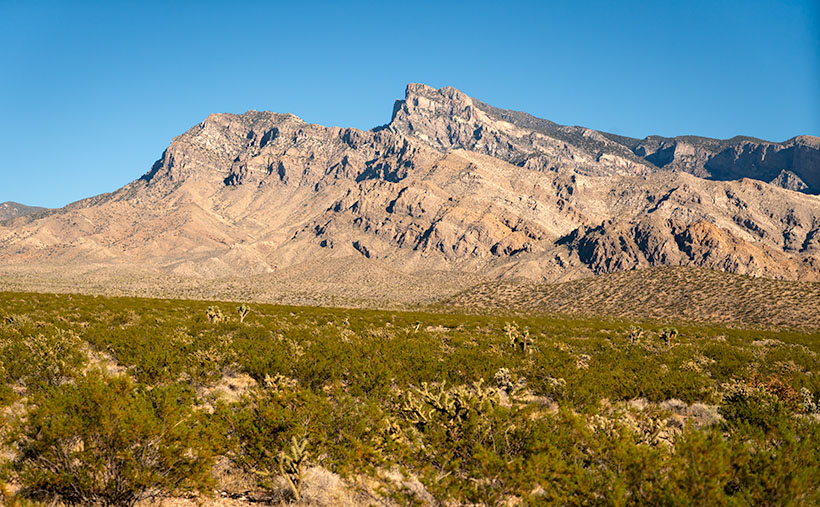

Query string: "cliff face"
[[1, 84, 819, 284]]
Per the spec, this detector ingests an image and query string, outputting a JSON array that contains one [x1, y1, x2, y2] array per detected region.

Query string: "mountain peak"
[[404, 83, 472, 102], [793, 135, 820, 148], [404, 82, 436, 96]]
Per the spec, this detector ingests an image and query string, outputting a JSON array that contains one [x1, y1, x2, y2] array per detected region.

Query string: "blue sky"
[[1, 0, 818, 208]]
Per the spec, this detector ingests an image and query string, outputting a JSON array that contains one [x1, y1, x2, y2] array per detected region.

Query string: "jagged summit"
[[1, 83, 819, 290]]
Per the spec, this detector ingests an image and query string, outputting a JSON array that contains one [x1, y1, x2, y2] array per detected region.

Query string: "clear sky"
[[1, 0, 818, 208]]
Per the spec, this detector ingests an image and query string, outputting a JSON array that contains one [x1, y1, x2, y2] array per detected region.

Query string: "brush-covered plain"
[[1, 291, 819, 505]]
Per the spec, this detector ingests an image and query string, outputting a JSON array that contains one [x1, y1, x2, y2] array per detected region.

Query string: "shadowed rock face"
[[1, 83, 819, 285], [625, 135, 820, 193]]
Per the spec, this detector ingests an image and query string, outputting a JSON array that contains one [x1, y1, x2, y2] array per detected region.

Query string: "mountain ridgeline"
[[393, 85, 820, 193], [1, 83, 819, 289]]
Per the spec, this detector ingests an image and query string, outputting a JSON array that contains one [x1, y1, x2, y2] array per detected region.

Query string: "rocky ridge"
[[1, 83, 819, 295]]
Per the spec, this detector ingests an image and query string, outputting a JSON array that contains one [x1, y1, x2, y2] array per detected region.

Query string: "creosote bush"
[[10, 370, 215, 506], [221, 386, 325, 492], [719, 374, 798, 433], [0, 326, 85, 392]]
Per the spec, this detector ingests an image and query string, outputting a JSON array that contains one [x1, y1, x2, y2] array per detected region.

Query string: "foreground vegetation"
[[1, 291, 819, 505]]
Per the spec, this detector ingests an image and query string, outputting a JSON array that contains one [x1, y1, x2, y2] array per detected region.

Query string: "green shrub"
[[719, 376, 796, 434], [658, 429, 737, 503], [222, 385, 325, 490], [0, 328, 86, 391], [2, 291, 820, 505], [10, 370, 215, 506]]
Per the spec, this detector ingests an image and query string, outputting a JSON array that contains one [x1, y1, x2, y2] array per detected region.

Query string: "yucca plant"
[[659, 327, 679, 348], [237, 304, 250, 323]]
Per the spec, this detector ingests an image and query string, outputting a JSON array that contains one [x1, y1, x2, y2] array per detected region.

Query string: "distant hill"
[[445, 266, 820, 330], [0, 201, 46, 221]]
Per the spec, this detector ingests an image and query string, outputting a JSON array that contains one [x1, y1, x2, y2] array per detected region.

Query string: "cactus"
[[205, 306, 223, 323], [494, 367, 526, 397], [263, 373, 299, 391], [279, 435, 308, 502], [401, 390, 433, 428], [545, 375, 567, 399], [403, 379, 497, 431], [3, 313, 31, 329], [504, 322, 515, 343], [237, 304, 250, 323], [504, 322, 534, 353]]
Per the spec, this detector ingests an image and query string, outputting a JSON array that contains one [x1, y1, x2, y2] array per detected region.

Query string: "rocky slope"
[[0, 84, 818, 293]]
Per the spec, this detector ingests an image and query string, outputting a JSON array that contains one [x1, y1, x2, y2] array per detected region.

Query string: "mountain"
[[1, 83, 819, 301], [0, 202, 46, 222]]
